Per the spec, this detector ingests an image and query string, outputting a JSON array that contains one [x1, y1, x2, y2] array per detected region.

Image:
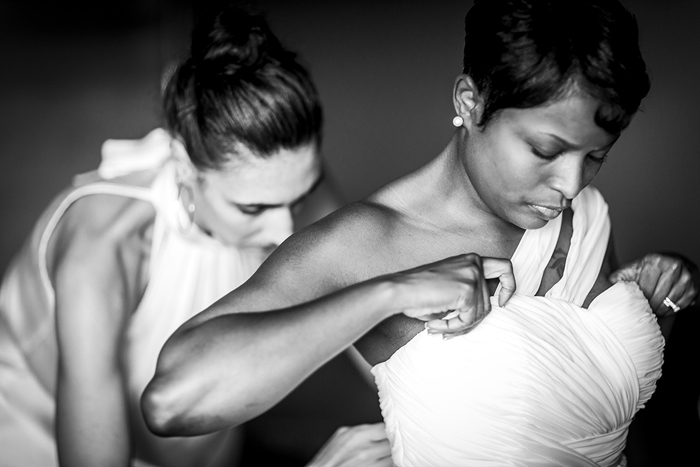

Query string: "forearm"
[[142, 278, 396, 436], [56, 374, 131, 467]]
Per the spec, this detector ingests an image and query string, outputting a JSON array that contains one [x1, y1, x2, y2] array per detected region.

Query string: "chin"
[[511, 214, 550, 231]]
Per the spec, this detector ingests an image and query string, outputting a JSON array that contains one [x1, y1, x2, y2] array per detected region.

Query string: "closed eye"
[[531, 147, 562, 160], [587, 153, 608, 164], [237, 204, 267, 216]]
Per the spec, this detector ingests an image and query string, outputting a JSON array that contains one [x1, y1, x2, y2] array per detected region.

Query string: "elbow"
[[140, 339, 203, 437], [140, 326, 213, 437], [141, 372, 251, 437], [140, 338, 240, 437], [141, 377, 189, 437]]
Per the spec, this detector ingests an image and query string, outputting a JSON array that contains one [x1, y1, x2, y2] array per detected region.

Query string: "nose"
[[549, 155, 586, 200], [261, 206, 294, 247]]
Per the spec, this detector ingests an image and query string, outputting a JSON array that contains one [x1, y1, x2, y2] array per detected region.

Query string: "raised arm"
[[141, 226, 396, 436], [141, 212, 515, 436], [52, 195, 153, 467]]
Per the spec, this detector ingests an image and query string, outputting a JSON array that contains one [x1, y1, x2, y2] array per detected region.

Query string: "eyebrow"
[[540, 133, 618, 151], [236, 169, 326, 210]]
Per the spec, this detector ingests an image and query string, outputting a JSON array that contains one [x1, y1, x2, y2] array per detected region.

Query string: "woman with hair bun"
[[0, 6, 389, 467], [144, 1, 698, 466]]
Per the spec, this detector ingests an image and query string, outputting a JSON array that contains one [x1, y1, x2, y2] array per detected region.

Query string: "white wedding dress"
[[372, 186, 664, 467]]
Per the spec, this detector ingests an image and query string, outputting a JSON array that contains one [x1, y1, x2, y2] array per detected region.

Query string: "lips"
[[529, 204, 565, 220]]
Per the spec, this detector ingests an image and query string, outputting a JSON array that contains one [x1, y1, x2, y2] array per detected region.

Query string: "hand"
[[389, 254, 516, 338], [609, 252, 699, 318], [306, 423, 393, 467]]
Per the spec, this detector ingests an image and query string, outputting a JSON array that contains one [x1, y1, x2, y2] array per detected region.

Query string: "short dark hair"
[[163, 6, 323, 170], [463, 0, 650, 134]]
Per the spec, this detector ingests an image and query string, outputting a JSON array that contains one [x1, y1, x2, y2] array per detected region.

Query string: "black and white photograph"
[[1, 1, 699, 466]]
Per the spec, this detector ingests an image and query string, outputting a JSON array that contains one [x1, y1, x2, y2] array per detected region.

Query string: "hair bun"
[[191, 7, 283, 78]]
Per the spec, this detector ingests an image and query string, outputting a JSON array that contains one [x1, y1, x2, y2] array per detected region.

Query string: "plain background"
[[0, 0, 698, 465]]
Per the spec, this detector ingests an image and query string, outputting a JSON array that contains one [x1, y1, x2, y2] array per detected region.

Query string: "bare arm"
[[141, 206, 515, 436], [293, 174, 382, 386], [52, 196, 151, 467], [142, 248, 397, 436]]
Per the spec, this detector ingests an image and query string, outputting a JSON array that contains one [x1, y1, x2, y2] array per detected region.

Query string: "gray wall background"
[[1, 0, 698, 274]]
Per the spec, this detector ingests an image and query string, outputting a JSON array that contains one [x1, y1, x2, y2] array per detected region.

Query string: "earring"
[[452, 116, 464, 127], [176, 180, 196, 234]]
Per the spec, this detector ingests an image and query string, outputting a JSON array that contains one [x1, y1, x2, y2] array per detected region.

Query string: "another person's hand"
[[609, 252, 699, 318], [388, 254, 515, 338], [306, 423, 393, 467]]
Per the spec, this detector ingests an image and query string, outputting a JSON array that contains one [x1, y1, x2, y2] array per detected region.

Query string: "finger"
[[348, 442, 391, 462], [363, 443, 393, 466], [417, 309, 453, 321], [339, 423, 385, 441], [358, 423, 388, 441], [648, 261, 681, 312], [666, 269, 695, 311], [460, 255, 486, 319], [480, 268, 491, 316], [424, 307, 476, 333], [637, 257, 663, 303], [442, 320, 481, 339], [362, 437, 391, 452], [471, 273, 486, 322], [483, 258, 516, 306], [609, 262, 639, 284], [459, 276, 481, 324]]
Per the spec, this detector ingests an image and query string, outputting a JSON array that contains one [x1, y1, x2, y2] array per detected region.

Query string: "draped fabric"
[[0, 129, 262, 466], [371, 187, 664, 467]]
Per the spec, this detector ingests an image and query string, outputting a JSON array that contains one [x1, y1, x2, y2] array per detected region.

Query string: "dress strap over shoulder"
[[546, 186, 610, 306], [503, 186, 610, 304], [36, 182, 153, 315], [36, 128, 173, 315], [508, 212, 562, 296]]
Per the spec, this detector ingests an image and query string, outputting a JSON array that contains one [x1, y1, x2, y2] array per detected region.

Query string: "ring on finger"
[[663, 296, 681, 313]]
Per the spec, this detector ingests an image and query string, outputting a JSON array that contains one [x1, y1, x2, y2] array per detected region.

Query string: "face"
[[464, 92, 619, 230], [189, 143, 321, 249]]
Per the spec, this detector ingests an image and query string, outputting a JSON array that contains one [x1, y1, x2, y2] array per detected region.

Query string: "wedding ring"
[[663, 296, 681, 313]]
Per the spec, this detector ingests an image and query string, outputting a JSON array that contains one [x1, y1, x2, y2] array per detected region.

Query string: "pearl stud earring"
[[452, 116, 464, 127]]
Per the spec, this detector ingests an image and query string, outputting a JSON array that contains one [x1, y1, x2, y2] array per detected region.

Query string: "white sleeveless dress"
[[0, 129, 264, 466], [371, 187, 664, 467]]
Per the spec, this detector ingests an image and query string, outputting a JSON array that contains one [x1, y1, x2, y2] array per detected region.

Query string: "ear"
[[453, 74, 484, 127], [169, 138, 198, 183]]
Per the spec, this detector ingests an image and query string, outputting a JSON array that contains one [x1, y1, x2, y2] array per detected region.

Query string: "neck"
[[430, 134, 524, 240]]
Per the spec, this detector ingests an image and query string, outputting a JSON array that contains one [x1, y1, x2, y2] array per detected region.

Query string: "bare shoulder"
[[50, 192, 155, 256], [193, 199, 405, 320], [266, 171, 437, 291], [48, 193, 155, 313], [264, 199, 402, 282]]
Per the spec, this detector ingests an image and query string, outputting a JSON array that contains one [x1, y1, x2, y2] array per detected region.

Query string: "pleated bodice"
[[371, 186, 664, 467]]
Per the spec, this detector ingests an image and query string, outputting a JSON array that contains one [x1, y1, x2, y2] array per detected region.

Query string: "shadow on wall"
[[0, 0, 698, 465]]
